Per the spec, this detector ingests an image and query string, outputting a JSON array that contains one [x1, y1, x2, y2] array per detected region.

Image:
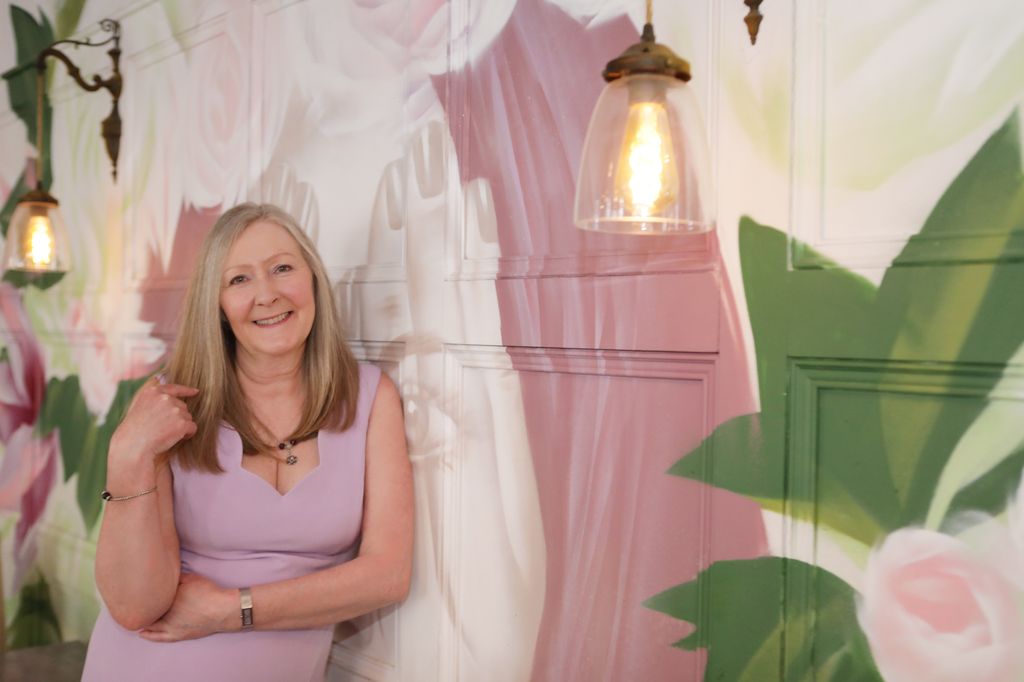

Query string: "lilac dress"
[[82, 364, 381, 682]]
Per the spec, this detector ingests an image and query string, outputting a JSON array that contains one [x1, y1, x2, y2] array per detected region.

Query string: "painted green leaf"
[[2, 7, 61, 291], [946, 443, 1024, 520], [36, 375, 149, 529], [645, 558, 882, 682], [670, 220, 898, 545], [10, 6, 53, 70], [36, 376, 94, 481], [875, 113, 1024, 523], [7, 572, 62, 649], [54, 0, 85, 41], [6, 6, 54, 188], [669, 112, 1024, 546], [3, 269, 66, 290], [0, 171, 27, 239], [78, 377, 148, 529]]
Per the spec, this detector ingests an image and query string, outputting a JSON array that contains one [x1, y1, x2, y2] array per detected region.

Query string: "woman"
[[82, 203, 413, 681]]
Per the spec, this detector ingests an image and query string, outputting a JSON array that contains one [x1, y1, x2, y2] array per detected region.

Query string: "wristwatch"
[[240, 587, 254, 630]]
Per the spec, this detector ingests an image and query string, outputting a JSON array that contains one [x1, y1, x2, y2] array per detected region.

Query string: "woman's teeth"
[[255, 312, 290, 326]]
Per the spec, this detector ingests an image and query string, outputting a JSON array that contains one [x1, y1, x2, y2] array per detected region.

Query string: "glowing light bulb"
[[614, 100, 679, 218], [23, 214, 55, 267], [4, 192, 69, 273]]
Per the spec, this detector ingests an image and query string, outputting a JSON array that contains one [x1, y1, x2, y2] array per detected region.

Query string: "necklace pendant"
[[285, 454, 298, 465]]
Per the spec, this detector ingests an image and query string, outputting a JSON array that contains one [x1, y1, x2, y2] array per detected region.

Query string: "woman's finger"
[[159, 384, 200, 398]]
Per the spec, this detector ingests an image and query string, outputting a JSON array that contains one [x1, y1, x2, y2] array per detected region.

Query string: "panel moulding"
[[782, 356, 1024, 677], [787, 2, 1024, 270], [329, 338, 404, 682], [441, 344, 717, 682], [788, 0, 910, 271], [348, 339, 405, 368]]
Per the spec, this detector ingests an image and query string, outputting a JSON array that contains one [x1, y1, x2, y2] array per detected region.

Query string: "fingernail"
[[412, 120, 446, 198]]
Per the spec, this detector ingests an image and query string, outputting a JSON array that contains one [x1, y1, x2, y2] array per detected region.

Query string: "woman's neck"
[[235, 352, 304, 402]]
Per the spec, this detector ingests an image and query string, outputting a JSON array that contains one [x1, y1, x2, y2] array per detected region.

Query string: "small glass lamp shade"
[[3, 189, 71, 273], [574, 74, 714, 235]]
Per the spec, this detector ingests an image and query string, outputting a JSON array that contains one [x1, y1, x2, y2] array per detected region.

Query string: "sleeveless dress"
[[82, 363, 381, 682]]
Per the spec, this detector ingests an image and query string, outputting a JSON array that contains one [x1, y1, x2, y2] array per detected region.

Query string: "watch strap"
[[240, 587, 254, 630]]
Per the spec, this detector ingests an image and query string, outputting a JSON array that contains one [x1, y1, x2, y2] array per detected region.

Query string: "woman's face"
[[219, 220, 316, 365]]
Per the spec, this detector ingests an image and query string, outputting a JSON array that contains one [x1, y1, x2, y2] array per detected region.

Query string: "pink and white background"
[[1, 1, 1024, 680]]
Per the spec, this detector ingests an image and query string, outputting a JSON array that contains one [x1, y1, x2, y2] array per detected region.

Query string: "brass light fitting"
[[602, 22, 691, 84], [573, 1, 767, 236], [745, 0, 765, 45], [2, 18, 123, 276], [35, 18, 123, 180]]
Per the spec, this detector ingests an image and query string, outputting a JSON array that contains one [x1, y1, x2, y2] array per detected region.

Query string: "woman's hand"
[[109, 377, 199, 465], [138, 573, 237, 642]]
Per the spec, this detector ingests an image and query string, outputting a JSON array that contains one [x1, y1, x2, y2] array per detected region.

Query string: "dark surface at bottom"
[[0, 641, 87, 682]]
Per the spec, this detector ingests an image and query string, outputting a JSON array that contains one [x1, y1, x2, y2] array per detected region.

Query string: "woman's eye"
[[274, 264, 293, 274], [228, 275, 247, 286]]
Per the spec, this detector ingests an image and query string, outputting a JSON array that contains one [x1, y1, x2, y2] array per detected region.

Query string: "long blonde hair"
[[165, 203, 360, 472]]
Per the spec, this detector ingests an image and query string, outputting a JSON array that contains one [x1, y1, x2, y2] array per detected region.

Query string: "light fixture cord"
[[34, 66, 44, 190], [646, 0, 653, 25]]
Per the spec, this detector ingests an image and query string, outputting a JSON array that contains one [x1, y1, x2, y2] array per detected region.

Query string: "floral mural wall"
[[0, 1, 1022, 681], [651, 114, 1024, 680]]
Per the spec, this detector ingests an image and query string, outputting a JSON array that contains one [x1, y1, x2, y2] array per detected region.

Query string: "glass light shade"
[[3, 191, 71, 273], [574, 74, 714, 235]]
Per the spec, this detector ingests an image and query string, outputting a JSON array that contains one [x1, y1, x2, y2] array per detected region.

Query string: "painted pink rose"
[[859, 528, 1024, 682], [0, 425, 60, 588], [0, 284, 58, 588], [0, 284, 45, 440], [182, 10, 249, 211], [66, 299, 164, 421]]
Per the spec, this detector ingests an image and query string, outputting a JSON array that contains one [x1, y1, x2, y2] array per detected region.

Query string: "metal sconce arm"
[[32, 18, 122, 181]]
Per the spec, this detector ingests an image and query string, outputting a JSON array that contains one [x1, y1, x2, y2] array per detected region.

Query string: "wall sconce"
[[574, 1, 764, 235], [2, 19, 122, 275]]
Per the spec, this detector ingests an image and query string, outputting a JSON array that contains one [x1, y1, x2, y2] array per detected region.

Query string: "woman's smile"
[[254, 311, 292, 327]]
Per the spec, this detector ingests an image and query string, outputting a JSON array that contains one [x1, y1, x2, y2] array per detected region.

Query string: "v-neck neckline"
[[228, 427, 326, 498]]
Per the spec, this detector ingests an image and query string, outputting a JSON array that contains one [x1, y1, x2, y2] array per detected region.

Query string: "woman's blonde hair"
[[165, 203, 360, 472]]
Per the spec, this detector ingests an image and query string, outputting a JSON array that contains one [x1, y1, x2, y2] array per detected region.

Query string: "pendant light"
[[4, 188, 70, 272], [574, 1, 713, 235], [2, 19, 122, 275]]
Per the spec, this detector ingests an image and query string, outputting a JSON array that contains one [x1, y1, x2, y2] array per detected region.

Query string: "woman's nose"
[[253, 276, 279, 305]]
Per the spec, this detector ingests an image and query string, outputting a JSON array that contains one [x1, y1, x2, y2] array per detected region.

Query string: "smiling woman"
[[80, 204, 414, 682], [219, 221, 317, 365]]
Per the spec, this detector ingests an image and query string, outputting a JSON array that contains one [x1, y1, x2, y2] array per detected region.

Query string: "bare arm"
[[252, 373, 413, 628], [95, 379, 197, 630], [140, 373, 413, 639]]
